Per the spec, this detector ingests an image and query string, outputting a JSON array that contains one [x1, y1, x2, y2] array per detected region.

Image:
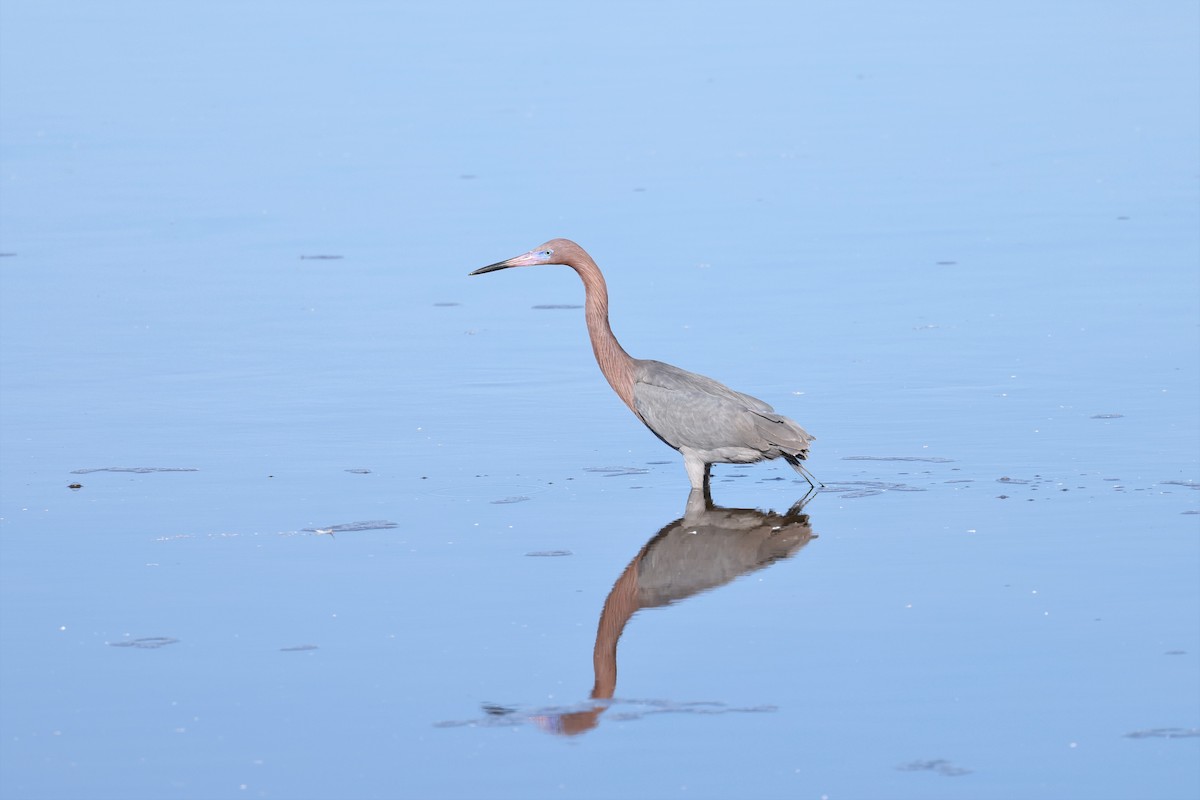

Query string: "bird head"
[[469, 239, 580, 275]]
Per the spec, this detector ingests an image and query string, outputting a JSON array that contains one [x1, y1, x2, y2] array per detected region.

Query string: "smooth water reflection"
[[445, 490, 817, 736]]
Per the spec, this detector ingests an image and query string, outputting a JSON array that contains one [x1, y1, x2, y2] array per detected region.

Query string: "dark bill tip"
[[468, 260, 513, 276]]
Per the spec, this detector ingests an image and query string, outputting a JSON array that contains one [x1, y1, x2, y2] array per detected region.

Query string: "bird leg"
[[796, 463, 823, 489], [782, 452, 823, 490], [682, 453, 710, 493]]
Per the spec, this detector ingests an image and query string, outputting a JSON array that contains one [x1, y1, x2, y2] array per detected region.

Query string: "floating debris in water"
[[482, 704, 513, 716], [490, 496, 531, 504], [997, 476, 1032, 484], [820, 481, 925, 498], [1124, 727, 1200, 739], [585, 466, 650, 477], [842, 456, 955, 463], [108, 637, 179, 649], [896, 759, 972, 776], [280, 644, 319, 652], [71, 467, 198, 474], [68, 483, 83, 490], [344, 468, 371, 474], [1161, 480, 1199, 490], [525, 550, 572, 557], [434, 697, 777, 732], [1091, 413, 1124, 419], [304, 520, 398, 535]]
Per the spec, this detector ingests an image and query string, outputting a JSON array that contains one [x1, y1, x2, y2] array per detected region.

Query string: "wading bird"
[[470, 239, 816, 493]]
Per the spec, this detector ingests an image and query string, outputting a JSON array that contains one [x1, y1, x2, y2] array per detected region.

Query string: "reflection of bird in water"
[[470, 239, 817, 493], [532, 490, 817, 736]]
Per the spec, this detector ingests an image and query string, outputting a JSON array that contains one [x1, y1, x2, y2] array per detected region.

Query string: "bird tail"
[[751, 410, 821, 489], [751, 411, 814, 453]]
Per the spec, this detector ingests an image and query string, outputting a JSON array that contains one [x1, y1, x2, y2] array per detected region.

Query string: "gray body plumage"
[[632, 359, 814, 489]]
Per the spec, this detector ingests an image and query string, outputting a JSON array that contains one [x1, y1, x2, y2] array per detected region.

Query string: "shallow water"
[[2, 2, 1198, 799]]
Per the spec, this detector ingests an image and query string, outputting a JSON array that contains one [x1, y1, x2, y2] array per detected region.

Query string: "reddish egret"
[[470, 239, 817, 492]]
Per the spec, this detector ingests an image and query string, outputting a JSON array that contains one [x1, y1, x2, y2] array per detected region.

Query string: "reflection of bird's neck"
[[591, 554, 642, 700], [570, 255, 638, 414]]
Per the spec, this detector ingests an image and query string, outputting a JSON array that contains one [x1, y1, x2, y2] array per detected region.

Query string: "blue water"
[[2, 2, 1198, 799]]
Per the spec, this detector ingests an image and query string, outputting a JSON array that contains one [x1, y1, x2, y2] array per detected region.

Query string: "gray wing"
[[631, 360, 813, 454], [635, 359, 775, 413]]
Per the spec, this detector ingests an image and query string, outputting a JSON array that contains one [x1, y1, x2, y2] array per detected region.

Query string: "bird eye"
[[541, 249, 553, 257]]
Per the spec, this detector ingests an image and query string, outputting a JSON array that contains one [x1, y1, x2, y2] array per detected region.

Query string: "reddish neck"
[[570, 255, 637, 413]]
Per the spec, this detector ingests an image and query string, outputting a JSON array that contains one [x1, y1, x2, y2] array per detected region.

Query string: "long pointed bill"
[[469, 259, 517, 276], [469, 250, 545, 276]]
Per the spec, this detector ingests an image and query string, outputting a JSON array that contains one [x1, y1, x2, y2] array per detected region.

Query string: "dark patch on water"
[[897, 759, 972, 776], [280, 644, 319, 652], [1124, 727, 1200, 739], [842, 455, 955, 463], [71, 467, 198, 474], [108, 637, 179, 649], [525, 550, 572, 557], [490, 496, 531, 504], [68, 483, 82, 490], [344, 468, 371, 474], [1161, 480, 1199, 490]]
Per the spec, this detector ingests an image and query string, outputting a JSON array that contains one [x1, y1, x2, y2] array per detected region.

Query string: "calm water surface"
[[2, 2, 1198, 799]]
